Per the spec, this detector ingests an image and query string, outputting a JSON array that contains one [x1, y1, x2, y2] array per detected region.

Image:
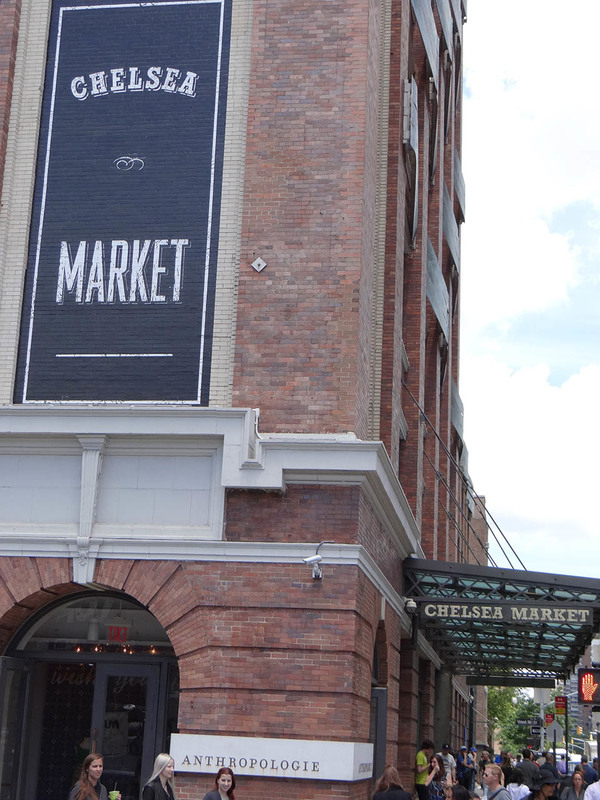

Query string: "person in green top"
[[416, 740, 436, 800]]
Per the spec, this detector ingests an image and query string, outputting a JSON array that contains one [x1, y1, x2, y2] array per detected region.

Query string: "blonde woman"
[[142, 754, 176, 800]]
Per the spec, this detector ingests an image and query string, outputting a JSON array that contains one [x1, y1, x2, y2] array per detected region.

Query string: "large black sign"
[[15, 0, 231, 402]]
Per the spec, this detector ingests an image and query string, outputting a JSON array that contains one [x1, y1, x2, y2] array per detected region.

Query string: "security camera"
[[404, 598, 417, 614], [303, 554, 323, 565]]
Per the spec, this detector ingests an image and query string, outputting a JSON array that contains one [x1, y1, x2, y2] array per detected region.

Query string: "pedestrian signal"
[[578, 668, 600, 703]]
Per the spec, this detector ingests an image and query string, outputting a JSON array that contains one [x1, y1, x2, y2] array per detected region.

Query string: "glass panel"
[[100, 674, 149, 800], [35, 662, 94, 800], [0, 665, 28, 800], [12, 596, 172, 657], [166, 664, 180, 743]]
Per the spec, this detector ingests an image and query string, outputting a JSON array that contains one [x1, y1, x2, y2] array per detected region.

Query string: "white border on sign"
[[170, 733, 374, 783], [22, 0, 225, 404]]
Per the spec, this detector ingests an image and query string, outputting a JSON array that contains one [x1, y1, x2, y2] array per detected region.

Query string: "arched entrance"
[[0, 591, 179, 800]]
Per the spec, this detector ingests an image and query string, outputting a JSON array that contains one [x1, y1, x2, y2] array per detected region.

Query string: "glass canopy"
[[403, 559, 600, 686]]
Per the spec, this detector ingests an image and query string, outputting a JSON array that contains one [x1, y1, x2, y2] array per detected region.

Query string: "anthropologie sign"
[[15, 0, 231, 403], [420, 603, 591, 623], [170, 734, 374, 782]]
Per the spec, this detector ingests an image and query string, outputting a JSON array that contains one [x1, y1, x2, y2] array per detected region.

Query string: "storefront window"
[[11, 595, 173, 657]]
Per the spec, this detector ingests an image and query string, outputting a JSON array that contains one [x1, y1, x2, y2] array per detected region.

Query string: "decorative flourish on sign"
[[113, 155, 145, 171]]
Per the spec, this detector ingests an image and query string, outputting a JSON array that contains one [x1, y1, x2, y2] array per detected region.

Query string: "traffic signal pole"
[[565, 699, 569, 775]]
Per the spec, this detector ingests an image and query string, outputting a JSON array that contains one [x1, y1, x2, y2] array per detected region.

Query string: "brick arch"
[[0, 556, 189, 658], [94, 557, 220, 735], [93, 558, 205, 656], [0, 556, 81, 654]]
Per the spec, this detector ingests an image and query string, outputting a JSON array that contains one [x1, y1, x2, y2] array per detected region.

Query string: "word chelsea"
[[56, 238, 190, 304], [71, 66, 198, 100]]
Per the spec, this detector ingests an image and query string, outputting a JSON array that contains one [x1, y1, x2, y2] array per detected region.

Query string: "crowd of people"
[[67, 753, 235, 800], [373, 743, 600, 800], [67, 744, 600, 800]]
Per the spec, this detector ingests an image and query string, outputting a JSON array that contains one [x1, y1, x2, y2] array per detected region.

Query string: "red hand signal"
[[581, 672, 598, 702]]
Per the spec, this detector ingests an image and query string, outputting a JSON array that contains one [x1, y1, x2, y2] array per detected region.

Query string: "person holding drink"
[[68, 753, 121, 800]]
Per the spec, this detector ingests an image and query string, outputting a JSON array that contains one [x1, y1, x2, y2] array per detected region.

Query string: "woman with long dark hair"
[[449, 785, 471, 800], [142, 753, 177, 799], [372, 765, 411, 799], [501, 752, 514, 787], [202, 767, 236, 800], [425, 754, 449, 800], [506, 767, 530, 800], [68, 753, 116, 800]]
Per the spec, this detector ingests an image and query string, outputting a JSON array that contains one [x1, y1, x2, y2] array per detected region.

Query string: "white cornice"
[[0, 405, 423, 561], [0, 406, 426, 626]]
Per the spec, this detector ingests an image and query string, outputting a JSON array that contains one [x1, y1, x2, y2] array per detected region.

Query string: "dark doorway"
[[0, 593, 178, 800]]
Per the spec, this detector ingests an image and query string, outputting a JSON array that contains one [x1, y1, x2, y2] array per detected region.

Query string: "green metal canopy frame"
[[403, 559, 600, 687]]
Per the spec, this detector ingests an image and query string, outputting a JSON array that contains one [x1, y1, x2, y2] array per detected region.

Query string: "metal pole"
[[565, 699, 569, 776], [468, 688, 475, 750]]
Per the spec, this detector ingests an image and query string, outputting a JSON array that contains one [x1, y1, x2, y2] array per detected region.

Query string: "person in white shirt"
[[586, 778, 600, 800], [438, 745, 457, 784], [506, 768, 530, 800]]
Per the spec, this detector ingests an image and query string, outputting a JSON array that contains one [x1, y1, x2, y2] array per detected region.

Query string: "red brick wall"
[[225, 485, 360, 544], [94, 557, 375, 731], [175, 773, 371, 800], [224, 481, 418, 780], [398, 649, 436, 791], [0, 487, 412, 799], [396, 2, 469, 565], [0, 0, 20, 200], [0, 543, 407, 800], [379, 0, 411, 468], [93, 557, 384, 799], [232, 0, 377, 437], [358, 489, 405, 593], [226, 484, 405, 596], [378, 605, 403, 768]]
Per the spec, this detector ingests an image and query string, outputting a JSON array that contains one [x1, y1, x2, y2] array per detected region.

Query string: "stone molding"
[[0, 405, 423, 584]]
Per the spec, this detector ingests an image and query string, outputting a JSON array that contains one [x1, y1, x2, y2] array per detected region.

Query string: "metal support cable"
[[438, 496, 483, 567], [422, 446, 496, 567], [401, 378, 526, 570]]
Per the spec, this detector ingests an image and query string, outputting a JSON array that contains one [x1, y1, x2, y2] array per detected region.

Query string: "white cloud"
[[461, 358, 600, 576], [459, 0, 600, 576]]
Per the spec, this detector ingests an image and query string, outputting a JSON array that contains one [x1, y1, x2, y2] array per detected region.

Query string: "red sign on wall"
[[108, 625, 128, 643]]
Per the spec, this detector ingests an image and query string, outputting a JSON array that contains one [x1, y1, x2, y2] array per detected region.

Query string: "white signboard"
[[545, 719, 564, 740], [170, 734, 374, 782]]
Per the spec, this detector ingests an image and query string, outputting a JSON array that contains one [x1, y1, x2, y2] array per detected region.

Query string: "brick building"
[[0, 0, 478, 798]]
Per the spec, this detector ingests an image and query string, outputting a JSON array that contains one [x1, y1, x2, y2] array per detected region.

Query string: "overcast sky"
[[459, 1, 600, 578]]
